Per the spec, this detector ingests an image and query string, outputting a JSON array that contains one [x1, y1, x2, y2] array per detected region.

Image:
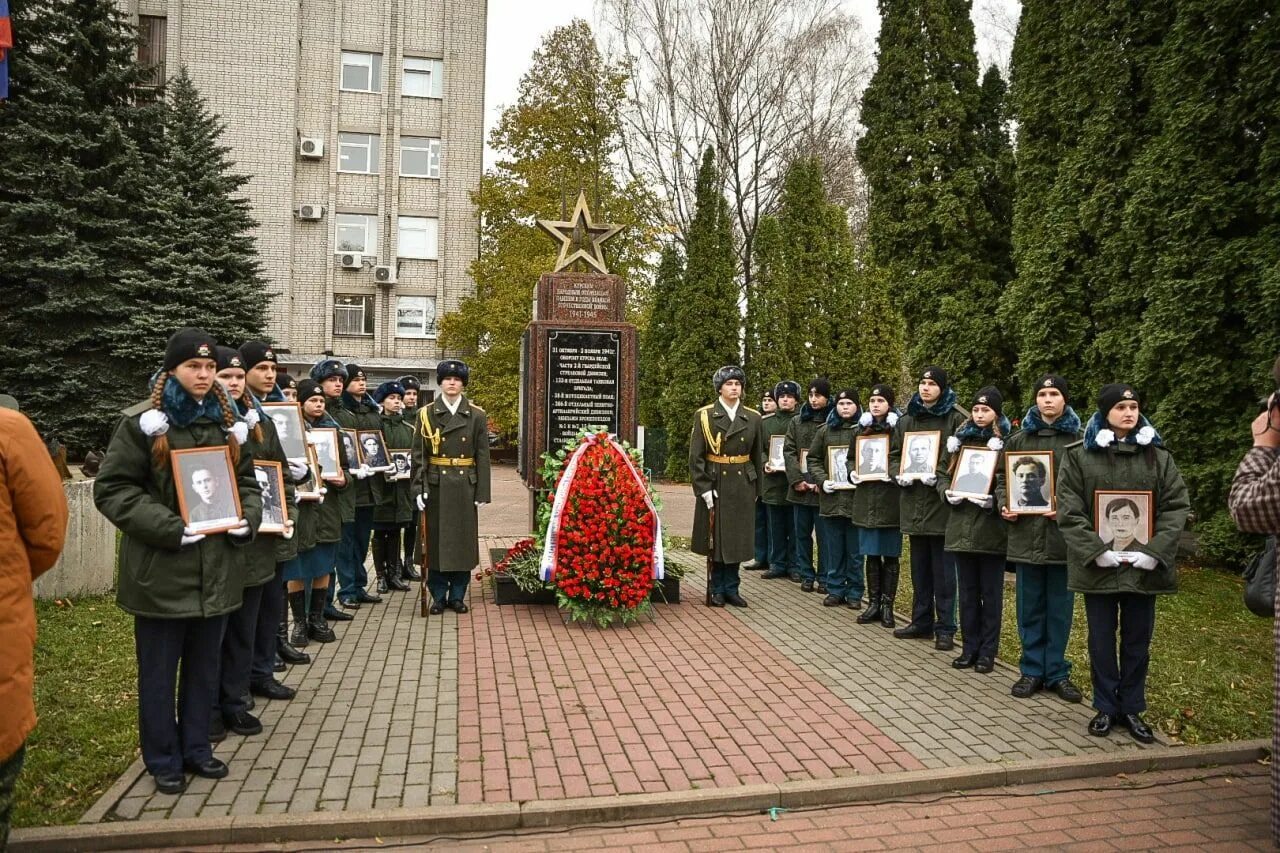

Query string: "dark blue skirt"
[[858, 526, 903, 557]]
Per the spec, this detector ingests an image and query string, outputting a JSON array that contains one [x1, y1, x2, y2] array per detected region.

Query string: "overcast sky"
[[481, 0, 1022, 168]]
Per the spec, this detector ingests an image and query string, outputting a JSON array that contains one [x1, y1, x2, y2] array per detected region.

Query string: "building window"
[[397, 216, 438, 260], [137, 16, 167, 88], [340, 52, 382, 93], [334, 294, 375, 336], [337, 133, 379, 174], [335, 213, 377, 253], [403, 57, 443, 99], [400, 137, 441, 178], [396, 296, 438, 338]]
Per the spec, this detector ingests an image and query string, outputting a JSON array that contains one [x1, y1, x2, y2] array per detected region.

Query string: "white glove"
[[895, 475, 911, 487], [180, 526, 206, 547], [281, 521, 295, 540], [822, 480, 836, 494], [967, 495, 993, 509], [1094, 550, 1122, 568], [351, 465, 373, 480], [921, 474, 938, 487], [1130, 552, 1158, 571], [701, 490, 715, 509], [944, 490, 965, 506], [416, 493, 428, 511], [293, 491, 302, 505], [288, 459, 310, 481], [320, 486, 328, 496], [227, 518, 252, 538]]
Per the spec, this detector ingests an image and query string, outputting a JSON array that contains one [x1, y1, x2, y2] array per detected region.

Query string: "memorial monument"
[[518, 192, 638, 524]]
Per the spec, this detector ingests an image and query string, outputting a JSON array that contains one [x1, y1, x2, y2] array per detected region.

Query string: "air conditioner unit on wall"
[[296, 203, 324, 220], [339, 252, 363, 269], [298, 136, 325, 159], [374, 265, 396, 285]]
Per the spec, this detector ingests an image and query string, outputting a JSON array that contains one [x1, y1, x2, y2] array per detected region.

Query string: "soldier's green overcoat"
[[689, 401, 765, 563], [411, 395, 491, 573]]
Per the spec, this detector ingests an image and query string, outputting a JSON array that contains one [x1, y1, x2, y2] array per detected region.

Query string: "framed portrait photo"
[[339, 429, 359, 471], [172, 446, 242, 534], [950, 446, 998, 499], [854, 434, 891, 482], [1005, 451, 1055, 515], [295, 445, 324, 501], [899, 431, 940, 481], [798, 447, 809, 474], [309, 427, 346, 485], [1094, 490, 1154, 555], [767, 435, 786, 472], [261, 402, 307, 463], [386, 449, 412, 481], [356, 429, 393, 471], [826, 445, 854, 490], [254, 460, 288, 534]]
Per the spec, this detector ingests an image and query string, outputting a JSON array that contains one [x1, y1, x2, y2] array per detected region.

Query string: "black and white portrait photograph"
[[357, 429, 393, 471], [827, 446, 853, 489], [295, 446, 324, 501], [951, 447, 998, 499], [899, 431, 940, 480], [339, 429, 359, 470], [1006, 451, 1055, 514], [254, 460, 287, 533], [387, 450, 412, 481], [262, 402, 307, 463], [1094, 491, 1154, 550], [172, 446, 242, 534], [767, 435, 786, 472], [854, 434, 891, 481], [310, 427, 344, 484]]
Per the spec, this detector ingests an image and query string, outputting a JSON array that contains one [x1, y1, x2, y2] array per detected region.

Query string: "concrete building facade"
[[117, 0, 487, 390]]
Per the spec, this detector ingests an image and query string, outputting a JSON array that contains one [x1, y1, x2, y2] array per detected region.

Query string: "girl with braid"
[[94, 328, 263, 796]]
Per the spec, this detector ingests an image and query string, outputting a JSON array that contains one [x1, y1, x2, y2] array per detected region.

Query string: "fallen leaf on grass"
[[1181, 708, 1196, 719]]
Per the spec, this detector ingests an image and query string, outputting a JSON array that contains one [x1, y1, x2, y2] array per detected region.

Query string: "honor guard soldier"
[[411, 360, 491, 614], [689, 365, 765, 607], [397, 374, 425, 582]]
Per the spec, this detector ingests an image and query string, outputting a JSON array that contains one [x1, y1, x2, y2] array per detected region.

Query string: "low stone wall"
[[33, 478, 116, 600]]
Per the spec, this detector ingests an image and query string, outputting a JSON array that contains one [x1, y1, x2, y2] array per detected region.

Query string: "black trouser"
[[1084, 592, 1157, 715], [908, 534, 957, 635], [218, 582, 265, 717], [404, 511, 419, 565], [954, 552, 1005, 659], [250, 564, 286, 685], [135, 614, 226, 777]]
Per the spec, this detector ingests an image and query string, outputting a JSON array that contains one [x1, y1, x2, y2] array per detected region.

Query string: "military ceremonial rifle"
[[418, 503, 429, 618], [705, 500, 715, 607]]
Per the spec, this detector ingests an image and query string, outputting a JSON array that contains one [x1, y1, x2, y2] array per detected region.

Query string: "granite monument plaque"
[[545, 330, 621, 449]]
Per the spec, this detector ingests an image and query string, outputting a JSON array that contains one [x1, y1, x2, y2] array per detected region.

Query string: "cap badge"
[[1044, 378, 1054, 387], [265, 349, 274, 359], [197, 344, 212, 357], [1123, 389, 1134, 399], [979, 396, 988, 404]]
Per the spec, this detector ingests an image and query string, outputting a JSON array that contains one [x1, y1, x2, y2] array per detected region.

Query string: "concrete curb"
[[12, 739, 1269, 852]]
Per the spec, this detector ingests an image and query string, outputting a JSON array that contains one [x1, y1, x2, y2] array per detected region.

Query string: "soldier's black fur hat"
[[713, 365, 746, 392]]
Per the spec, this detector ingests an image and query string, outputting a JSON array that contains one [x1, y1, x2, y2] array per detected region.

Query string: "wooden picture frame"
[[1005, 451, 1055, 515], [254, 460, 288, 533], [899, 431, 941, 481], [1094, 490, 1155, 554], [356, 429, 394, 471], [339, 429, 359, 472], [854, 434, 891, 482], [295, 444, 324, 501], [309, 427, 346, 485], [826, 445, 854, 490], [798, 447, 809, 474], [172, 446, 243, 534], [950, 446, 999, 499], [767, 435, 786, 472], [386, 449, 412, 481], [261, 402, 307, 463]]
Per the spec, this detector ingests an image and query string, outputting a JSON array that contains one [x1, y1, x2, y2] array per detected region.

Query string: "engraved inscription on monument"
[[546, 330, 621, 448], [553, 279, 614, 321]]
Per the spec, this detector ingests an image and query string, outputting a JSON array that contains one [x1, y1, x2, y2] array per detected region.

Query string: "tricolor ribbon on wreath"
[[539, 433, 665, 583]]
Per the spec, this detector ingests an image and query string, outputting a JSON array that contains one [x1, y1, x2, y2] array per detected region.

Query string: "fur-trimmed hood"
[[341, 390, 379, 412], [262, 386, 286, 404], [1021, 405, 1081, 435], [857, 409, 902, 433], [1083, 411, 1163, 451], [906, 386, 958, 418], [826, 405, 861, 428], [800, 402, 830, 423]]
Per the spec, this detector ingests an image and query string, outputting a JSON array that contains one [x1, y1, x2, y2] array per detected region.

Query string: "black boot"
[[371, 534, 390, 595], [307, 587, 336, 642], [278, 615, 310, 664], [881, 558, 900, 629], [383, 532, 410, 591], [288, 590, 309, 647], [857, 557, 883, 624], [402, 522, 422, 581]]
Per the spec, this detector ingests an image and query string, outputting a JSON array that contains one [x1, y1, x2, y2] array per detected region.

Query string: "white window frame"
[[397, 216, 439, 260], [402, 57, 443, 99], [340, 51, 382, 93], [337, 133, 380, 175], [400, 137, 441, 178], [334, 213, 377, 254], [395, 295, 438, 339], [334, 294, 375, 337]]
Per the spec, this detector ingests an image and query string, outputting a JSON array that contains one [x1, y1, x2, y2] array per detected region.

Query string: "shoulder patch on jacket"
[[1064, 439, 1085, 449], [743, 406, 760, 416], [121, 399, 152, 417]]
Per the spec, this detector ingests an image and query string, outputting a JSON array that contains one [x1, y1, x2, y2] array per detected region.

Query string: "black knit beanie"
[[834, 388, 860, 408], [163, 328, 217, 371], [920, 365, 949, 390], [296, 378, 325, 405], [971, 386, 1004, 416], [239, 340, 278, 369], [344, 363, 367, 387], [1033, 374, 1069, 402], [1097, 383, 1138, 414], [808, 377, 831, 400], [214, 345, 245, 372], [869, 383, 896, 408]]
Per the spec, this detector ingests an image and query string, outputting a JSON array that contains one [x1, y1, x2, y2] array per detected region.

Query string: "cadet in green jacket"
[[333, 363, 385, 607], [397, 374, 425, 584], [310, 359, 360, 620], [995, 374, 1084, 703], [689, 365, 765, 607], [372, 381, 413, 594], [938, 387, 1009, 674], [892, 366, 967, 650], [761, 381, 801, 581], [94, 328, 263, 796], [784, 378, 830, 591], [852, 384, 902, 626], [1057, 384, 1190, 744], [745, 388, 777, 571], [812, 389, 864, 608], [412, 360, 491, 614]]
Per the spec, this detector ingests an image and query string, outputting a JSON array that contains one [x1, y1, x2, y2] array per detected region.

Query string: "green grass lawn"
[[14, 596, 137, 828], [894, 559, 1273, 744]]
